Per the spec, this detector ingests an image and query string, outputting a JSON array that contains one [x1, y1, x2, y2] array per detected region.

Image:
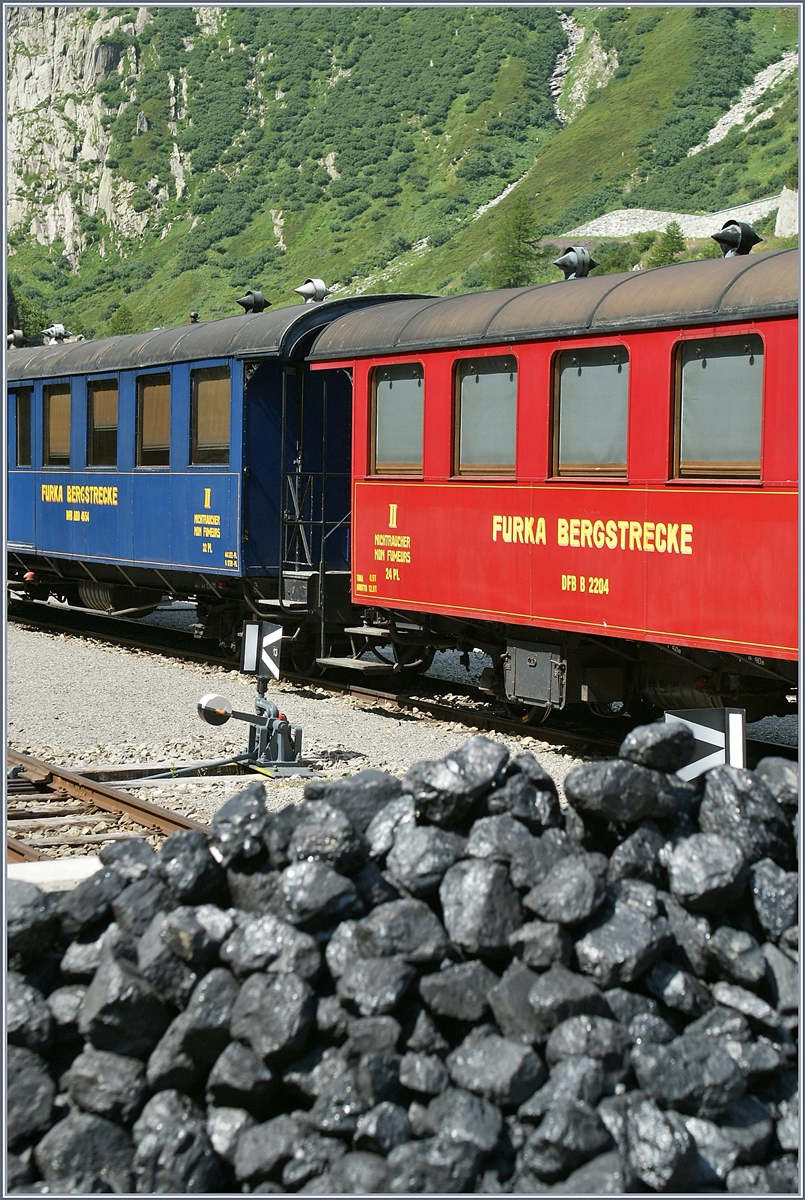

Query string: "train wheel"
[[504, 702, 553, 725], [392, 644, 436, 676], [588, 701, 625, 719]]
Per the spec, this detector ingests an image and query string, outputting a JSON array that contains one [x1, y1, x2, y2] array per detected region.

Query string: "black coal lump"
[[205, 1040, 277, 1118], [77, 954, 173, 1060], [146, 1015, 202, 1095], [662, 892, 713, 975], [419, 959, 498, 1021], [283, 1044, 350, 1100], [7, 1045, 56, 1150], [644, 958, 713, 1019], [7, 971, 52, 1052], [667, 832, 748, 915], [708, 924, 767, 985], [749, 857, 798, 940], [304, 768, 404, 834], [494, 752, 562, 830], [607, 820, 667, 886], [136, 910, 199, 1008], [446, 1033, 546, 1109], [344, 1015, 401, 1056], [424, 1086, 503, 1152], [206, 1106, 254, 1166], [360, 898, 451, 965], [7, 879, 60, 961], [404, 736, 510, 828], [226, 851, 280, 913], [698, 765, 795, 868], [132, 1089, 227, 1192], [60, 920, 138, 983], [229, 970, 315, 1065], [518, 1056, 605, 1122], [546, 1016, 630, 1089], [274, 859, 364, 929], [398, 1051, 449, 1097], [631, 1034, 747, 1117], [281, 1131, 346, 1189], [55, 866, 127, 936], [233, 1111, 306, 1186], [508, 919, 573, 970], [289, 799, 367, 873], [618, 719, 696, 773], [524, 852, 608, 925], [220, 911, 321, 980], [155, 828, 227, 903], [754, 756, 799, 812], [386, 823, 464, 896], [46, 983, 87, 1046], [386, 1134, 483, 1193], [564, 758, 679, 823], [574, 879, 671, 989], [509, 826, 576, 890], [365, 794, 416, 859], [527, 963, 611, 1038], [307, 1068, 370, 1136], [762, 941, 799, 1013], [209, 780, 269, 866], [110, 872, 175, 937], [439, 858, 523, 955], [352, 859, 401, 908], [98, 837, 156, 881], [63, 1045, 147, 1125], [624, 1096, 699, 1192], [357, 1049, 405, 1107], [354, 1100, 412, 1153], [34, 1110, 134, 1193], [262, 803, 300, 869], [160, 902, 235, 970], [488, 960, 545, 1045], [515, 1100, 610, 1184], [336, 956, 416, 1017], [465, 813, 536, 863]]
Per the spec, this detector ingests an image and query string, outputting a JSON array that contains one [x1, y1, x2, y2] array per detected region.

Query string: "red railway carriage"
[[309, 249, 798, 721]]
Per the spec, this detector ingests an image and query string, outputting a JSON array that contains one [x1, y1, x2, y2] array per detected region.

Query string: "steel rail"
[[7, 751, 208, 837]]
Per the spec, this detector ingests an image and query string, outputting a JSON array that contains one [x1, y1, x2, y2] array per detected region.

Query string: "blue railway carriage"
[[7, 296, 409, 659]]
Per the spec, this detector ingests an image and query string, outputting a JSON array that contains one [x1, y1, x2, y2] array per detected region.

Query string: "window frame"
[[453, 353, 518, 478], [190, 364, 231, 466], [43, 382, 72, 468], [136, 372, 171, 468], [13, 387, 32, 468], [87, 376, 119, 468], [672, 331, 764, 480], [370, 360, 425, 476], [551, 344, 630, 479]]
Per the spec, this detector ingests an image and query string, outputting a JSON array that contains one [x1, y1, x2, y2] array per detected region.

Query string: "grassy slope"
[[7, 7, 798, 335]]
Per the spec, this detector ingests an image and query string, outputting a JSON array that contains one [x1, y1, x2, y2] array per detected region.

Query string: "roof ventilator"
[[42, 323, 76, 344], [295, 278, 331, 303], [711, 220, 762, 257], [237, 289, 268, 314], [553, 246, 599, 280]]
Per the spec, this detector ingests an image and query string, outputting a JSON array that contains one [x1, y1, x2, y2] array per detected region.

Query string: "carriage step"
[[342, 626, 391, 639], [316, 656, 395, 674]]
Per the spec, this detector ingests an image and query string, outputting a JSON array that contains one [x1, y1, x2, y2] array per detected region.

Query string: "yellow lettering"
[[580, 518, 593, 548], [569, 518, 580, 547], [535, 517, 546, 545], [681, 523, 693, 554], [667, 523, 679, 553], [492, 515, 503, 542], [629, 522, 642, 551], [388, 503, 398, 529], [501, 516, 512, 543], [605, 520, 618, 550], [618, 519, 629, 549], [204, 488, 212, 510], [524, 516, 535, 544], [655, 522, 666, 553], [592, 519, 605, 549], [557, 518, 569, 546], [513, 516, 524, 543], [643, 521, 655, 552]]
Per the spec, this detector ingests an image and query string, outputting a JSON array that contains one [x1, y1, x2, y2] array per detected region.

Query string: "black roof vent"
[[711, 220, 762, 257], [553, 246, 599, 280], [237, 289, 268, 314], [295, 278, 331, 304]]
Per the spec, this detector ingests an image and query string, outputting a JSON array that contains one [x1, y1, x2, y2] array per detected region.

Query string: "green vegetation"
[[7, 6, 798, 336]]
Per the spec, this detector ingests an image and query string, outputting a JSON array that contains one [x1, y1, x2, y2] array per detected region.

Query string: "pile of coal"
[[7, 726, 799, 1194]]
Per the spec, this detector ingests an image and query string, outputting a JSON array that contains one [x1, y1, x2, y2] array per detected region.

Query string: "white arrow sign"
[[664, 708, 745, 781], [261, 626, 282, 679]]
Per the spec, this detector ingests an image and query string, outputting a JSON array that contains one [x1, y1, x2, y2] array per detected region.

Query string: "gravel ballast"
[[5, 714, 799, 1194]]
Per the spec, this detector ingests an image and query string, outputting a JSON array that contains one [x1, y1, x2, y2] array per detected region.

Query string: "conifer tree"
[[488, 192, 541, 289], [646, 220, 686, 267]]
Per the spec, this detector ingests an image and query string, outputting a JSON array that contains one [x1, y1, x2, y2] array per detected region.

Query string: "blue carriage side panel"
[[7, 383, 36, 549], [241, 359, 286, 577]]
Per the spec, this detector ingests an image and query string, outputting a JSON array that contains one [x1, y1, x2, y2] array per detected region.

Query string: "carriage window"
[[15, 389, 31, 466], [676, 335, 763, 477], [554, 346, 629, 476], [372, 363, 424, 474], [191, 366, 230, 465], [456, 356, 517, 475], [43, 384, 71, 467], [88, 380, 118, 467], [137, 374, 170, 467]]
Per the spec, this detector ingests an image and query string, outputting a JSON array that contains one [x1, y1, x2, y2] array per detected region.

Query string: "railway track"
[[7, 750, 207, 864], [9, 599, 797, 771]]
